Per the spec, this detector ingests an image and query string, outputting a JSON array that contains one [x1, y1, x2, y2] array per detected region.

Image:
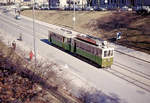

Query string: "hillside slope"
[[0, 40, 81, 103]]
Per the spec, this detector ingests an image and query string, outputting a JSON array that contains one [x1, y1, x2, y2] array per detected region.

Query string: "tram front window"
[[104, 51, 107, 57], [111, 50, 113, 56], [108, 50, 111, 56]]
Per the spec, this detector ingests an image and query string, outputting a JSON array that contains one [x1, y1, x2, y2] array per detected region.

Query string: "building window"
[[111, 0, 113, 4]]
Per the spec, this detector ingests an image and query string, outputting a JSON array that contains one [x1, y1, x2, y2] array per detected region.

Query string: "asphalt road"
[[0, 7, 150, 103]]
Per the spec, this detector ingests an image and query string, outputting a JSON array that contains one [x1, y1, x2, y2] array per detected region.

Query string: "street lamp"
[[32, 0, 37, 69], [73, 0, 76, 29], [104, 0, 108, 9]]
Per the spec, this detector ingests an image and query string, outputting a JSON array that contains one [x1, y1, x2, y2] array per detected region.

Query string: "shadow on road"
[[40, 39, 50, 45]]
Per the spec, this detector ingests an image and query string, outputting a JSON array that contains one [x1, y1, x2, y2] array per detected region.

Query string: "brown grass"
[[94, 11, 150, 54]]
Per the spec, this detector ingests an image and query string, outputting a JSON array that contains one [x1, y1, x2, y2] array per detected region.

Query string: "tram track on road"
[[114, 61, 150, 79], [104, 62, 150, 93], [115, 50, 150, 64]]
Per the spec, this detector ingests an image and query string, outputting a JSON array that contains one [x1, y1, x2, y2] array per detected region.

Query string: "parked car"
[[49, 7, 60, 10], [20, 6, 31, 11], [136, 6, 150, 14], [99, 7, 107, 11], [85, 7, 94, 11], [94, 7, 107, 11], [15, 15, 21, 20], [64, 7, 70, 11], [121, 6, 128, 11], [75, 7, 82, 11], [40, 6, 49, 10]]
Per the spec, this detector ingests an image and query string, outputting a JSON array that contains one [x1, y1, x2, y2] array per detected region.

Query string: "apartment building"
[[49, 0, 87, 8]]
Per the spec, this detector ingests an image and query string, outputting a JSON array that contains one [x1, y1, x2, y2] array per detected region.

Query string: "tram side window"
[[97, 49, 100, 56], [97, 49, 102, 57], [95, 48, 97, 55], [91, 47, 94, 54], [67, 38, 71, 43]]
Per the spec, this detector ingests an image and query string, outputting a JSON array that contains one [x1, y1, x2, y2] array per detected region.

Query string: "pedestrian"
[[29, 51, 34, 61], [116, 32, 122, 40], [12, 40, 16, 50]]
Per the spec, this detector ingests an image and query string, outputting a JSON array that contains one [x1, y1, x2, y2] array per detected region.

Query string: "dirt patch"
[[21, 10, 150, 54]]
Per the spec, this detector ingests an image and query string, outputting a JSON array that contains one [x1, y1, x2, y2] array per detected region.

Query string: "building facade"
[[48, 0, 150, 9], [91, 0, 150, 9], [49, 0, 87, 8]]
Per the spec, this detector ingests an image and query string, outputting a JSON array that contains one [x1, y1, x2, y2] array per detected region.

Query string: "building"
[[91, 0, 150, 9], [48, 0, 150, 9], [0, 0, 15, 4], [49, 0, 87, 8], [49, 0, 59, 7]]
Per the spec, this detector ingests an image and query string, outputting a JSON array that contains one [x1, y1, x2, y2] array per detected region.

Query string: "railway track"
[[104, 62, 150, 93], [114, 61, 150, 79], [115, 50, 150, 64]]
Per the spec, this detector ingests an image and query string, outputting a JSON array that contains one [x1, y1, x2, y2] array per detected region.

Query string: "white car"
[[121, 6, 128, 11], [86, 7, 94, 11], [16, 15, 21, 20], [20, 6, 31, 11]]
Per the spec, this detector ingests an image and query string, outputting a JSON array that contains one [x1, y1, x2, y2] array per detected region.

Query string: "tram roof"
[[49, 28, 114, 49], [49, 28, 78, 38]]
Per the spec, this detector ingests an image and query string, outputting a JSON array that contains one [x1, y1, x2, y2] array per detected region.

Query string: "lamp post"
[[32, 0, 37, 69], [104, 0, 108, 9], [73, 0, 76, 29], [98, 0, 100, 8], [82, 0, 83, 10]]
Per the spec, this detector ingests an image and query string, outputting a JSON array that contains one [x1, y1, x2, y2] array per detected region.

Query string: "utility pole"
[[73, 0, 75, 28], [98, 0, 100, 8], [82, 0, 83, 10], [73, 0, 76, 29], [32, 0, 37, 69], [69, 0, 71, 10], [118, 0, 120, 8]]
